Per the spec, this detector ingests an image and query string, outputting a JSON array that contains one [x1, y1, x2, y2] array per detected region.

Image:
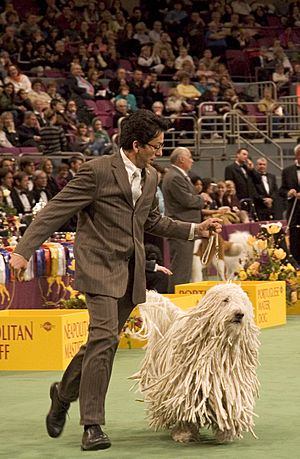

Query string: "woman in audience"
[[1, 112, 19, 146], [137, 45, 164, 74], [0, 166, 15, 210], [176, 72, 201, 102], [90, 118, 112, 155], [71, 123, 92, 154], [224, 180, 249, 223], [165, 87, 193, 114], [88, 69, 107, 99], [17, 40, 34, 71], [4, 64, 32, 94], [0, 83, 20, 119], [41, 158, 59, 198], [116, 22, 140, 57], [191, 175, 203, 195]]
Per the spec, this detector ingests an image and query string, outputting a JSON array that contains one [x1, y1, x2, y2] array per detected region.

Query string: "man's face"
[[256, 159, 267, 174], [134, 71, 143, 82], [36, 172, 47, 188], [72, 65, 82, 76], [3, 172, 13, 188], [26, 115, 37, 127], [179, 150, 194, 172], [117, 101, 128, 114], [117, 69, 126, 80], [19, 176, 29, 191], [71, 159, 83, 172], [191, 12, 200, 22], [135, 132, 164, 168], [153, 21, 161, 31], [236, 149, 248, 164], [24, 162, 35, 175], [44, 160, 53, 174]]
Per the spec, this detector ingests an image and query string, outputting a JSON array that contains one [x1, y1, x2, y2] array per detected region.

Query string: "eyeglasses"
[[145, 142, 164, 151]]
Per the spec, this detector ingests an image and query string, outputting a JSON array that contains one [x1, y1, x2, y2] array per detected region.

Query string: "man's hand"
[[9, 253, 28, 281], [263, 197, 273, 208], [156, 265, 173, 275], [288, 188, 297, 198], [195, 218, 223, 238]]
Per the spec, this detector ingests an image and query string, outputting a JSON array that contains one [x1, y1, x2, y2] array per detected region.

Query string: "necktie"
[[131, 169, 142, 205], [240, 165, 247, 177], [261, 174, 269, 194]]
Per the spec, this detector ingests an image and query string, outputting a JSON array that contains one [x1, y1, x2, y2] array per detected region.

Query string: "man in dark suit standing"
[[224, 148, 260, 218], [224, 148, 259, 201], [10, 110, 222, 451], [162, 147, 204, 292], [254, 157, 280, 221], [280, 145, 300, 264]]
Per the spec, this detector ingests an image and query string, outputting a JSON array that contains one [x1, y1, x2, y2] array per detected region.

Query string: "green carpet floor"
[[1, 316, 300, 459]]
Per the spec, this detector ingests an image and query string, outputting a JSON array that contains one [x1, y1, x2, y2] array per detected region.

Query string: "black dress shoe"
[[81, 425, 111, 451], [46, 382, 70, 438]]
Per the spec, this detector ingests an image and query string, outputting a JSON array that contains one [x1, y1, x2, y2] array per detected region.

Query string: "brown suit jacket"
[[15, 153, 191, 304]]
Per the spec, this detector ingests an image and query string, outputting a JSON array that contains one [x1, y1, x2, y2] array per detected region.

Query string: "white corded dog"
[[133, 284, 260, 444]]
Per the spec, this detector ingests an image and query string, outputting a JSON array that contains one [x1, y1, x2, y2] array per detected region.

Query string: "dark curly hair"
[[119, 109, 170, 150]]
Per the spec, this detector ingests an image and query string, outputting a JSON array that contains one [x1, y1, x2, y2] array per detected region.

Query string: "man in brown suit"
[[10, 110, 222, 451]]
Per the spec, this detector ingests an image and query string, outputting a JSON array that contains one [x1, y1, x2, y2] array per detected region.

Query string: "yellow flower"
[[290, 291, 298, 303], [273, 248, 286, 260], [269, 272, 278, 281], [239, 270, 247, 280], [257, 239, 267, 250], [262, 222, 282, 234], [287, 263, 296, 272], [247, 235, 256, 246], [78, 293, 86, 302], [68, 259, 76, 271], [247, 262, 260, 274]]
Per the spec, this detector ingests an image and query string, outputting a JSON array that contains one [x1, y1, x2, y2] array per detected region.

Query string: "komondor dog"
[[133, 284, 260, 444]]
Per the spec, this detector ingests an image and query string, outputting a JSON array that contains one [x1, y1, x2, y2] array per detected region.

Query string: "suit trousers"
[[57, 266, 135, 426], [290, 226, 300, 265], [168, 238, 194, 293]]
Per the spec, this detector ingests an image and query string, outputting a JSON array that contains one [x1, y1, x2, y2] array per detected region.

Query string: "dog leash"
[[286, 197, 298, 233], [200, 232, 219, 266]]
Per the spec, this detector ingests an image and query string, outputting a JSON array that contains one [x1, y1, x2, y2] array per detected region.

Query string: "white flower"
[[2, 189, 10, 198]]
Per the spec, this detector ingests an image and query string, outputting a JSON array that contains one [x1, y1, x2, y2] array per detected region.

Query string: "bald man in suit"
[[10, 110, 222, 451], [162, 147, 204, 292]]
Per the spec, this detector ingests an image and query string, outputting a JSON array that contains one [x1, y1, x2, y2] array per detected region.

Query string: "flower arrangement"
[[58, 291, 143, 347], [237, 222, 300, 305], [121, 316, 143, 349]]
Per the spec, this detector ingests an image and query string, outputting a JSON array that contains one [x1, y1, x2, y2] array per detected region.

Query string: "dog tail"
[[136, 291, 183, 344]]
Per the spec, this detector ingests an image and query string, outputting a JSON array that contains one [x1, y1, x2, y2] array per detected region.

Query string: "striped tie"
[[131, 169, 142, 205]]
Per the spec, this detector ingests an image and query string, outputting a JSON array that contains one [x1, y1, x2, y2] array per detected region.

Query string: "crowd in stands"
[[0, 1, 298, 153], [0, 0, 299, 233]]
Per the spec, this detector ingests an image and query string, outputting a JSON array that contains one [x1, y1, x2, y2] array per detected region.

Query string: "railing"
[[235, 80, 277, 101], [233, 100, 300, 139]]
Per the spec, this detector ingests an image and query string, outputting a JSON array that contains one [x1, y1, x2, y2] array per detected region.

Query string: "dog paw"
[[215, 429, 236, 444], [171, 422, 200, 443]]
